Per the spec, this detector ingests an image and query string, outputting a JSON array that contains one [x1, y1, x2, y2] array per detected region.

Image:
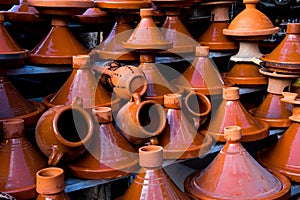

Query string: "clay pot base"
[[95, 50, 138, 61], [4, 12, 43, 23], [254, 116, 291, 128], [223, 72, 268, 85], [261, 55, 300, 74]]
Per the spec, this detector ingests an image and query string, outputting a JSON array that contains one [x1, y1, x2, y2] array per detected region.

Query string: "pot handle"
[[130, 92, 142, 105], [48, 145, 64, 166], [184, 91, 211, 117]]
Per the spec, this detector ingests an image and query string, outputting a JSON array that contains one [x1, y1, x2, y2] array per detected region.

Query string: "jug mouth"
[[53, 105, 93, 147]]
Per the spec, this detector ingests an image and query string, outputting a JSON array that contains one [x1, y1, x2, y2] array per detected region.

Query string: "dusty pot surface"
[[0, 119, 47, 199]]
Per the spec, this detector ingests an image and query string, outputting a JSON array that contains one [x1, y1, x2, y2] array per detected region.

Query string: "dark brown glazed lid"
[[223, 0, 279, 38], [260, 23, 300, 74], [185, 125, 291, 200]]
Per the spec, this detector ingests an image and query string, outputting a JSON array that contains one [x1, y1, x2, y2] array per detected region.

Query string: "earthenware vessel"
[[257, 92, 300, 182], [0, 119, 47, 199], [157, 93, 212, 159], [123, 145, 190, 200], [200, 87, 270, 142], [115, 92, 167, 145], [68, 106, 139, 179], [36, 167, 70, 200], [252, 68, 296, 128], [260, 23, 300, 74], [185, 125, 291, 199], [36, 97, 94, 166], [42, 55, 120, 111]]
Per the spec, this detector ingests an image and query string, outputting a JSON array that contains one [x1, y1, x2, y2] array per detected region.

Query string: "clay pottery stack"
[[251, 68, 296, 128], [257, 92, 300, 182], [93, 0, 150, 61], [123, 145, 190, 200], [198, 0, 238, 51], [36, 167, 70, 200], [260, 23, 300, 74], [68, 106, 139, 179], [0, 119, 48, 199], [185, 125, 291, 199], [27, 0, 93, 65], [123, 8, 182, 104], [43, 55, 120, 111], [222, 0, 279, 86], [158, 93, 213, 159], [200, 86, 270, 142], [35, 97, 94, 166]]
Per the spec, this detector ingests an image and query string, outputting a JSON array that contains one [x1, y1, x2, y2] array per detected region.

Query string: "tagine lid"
[[184, 126, 291, 200], [223, 0, 279, 37], [94, 0, 150, 10], [74, 7, 112, 24]]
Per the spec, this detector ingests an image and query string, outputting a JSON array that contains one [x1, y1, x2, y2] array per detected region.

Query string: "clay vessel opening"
[[138, 103, 163, 133]]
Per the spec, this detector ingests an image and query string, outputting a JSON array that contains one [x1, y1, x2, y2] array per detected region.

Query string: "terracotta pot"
[[200, 87, 270, 142], [68, 106, 139, 179], [36, 167, 70, 200], [94, 0, 150, 10], [158, 93, 213, 159], [123, 145, 190, 200], [257, 92, 300, 182], [115, 93, 167, 145], [36, 97, 94, 166], [185, 125, 291, 200], [0, 119, 47, 199]]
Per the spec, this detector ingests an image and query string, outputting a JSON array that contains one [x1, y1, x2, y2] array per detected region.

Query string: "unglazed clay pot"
[[36, 97, 94, 166], [200, 87, 270, 142], [122, 145, 190, 200], [0, 119, 47, 199], [115, 93, 167, 145], [36, 167, 70, 200], [158, 93, 213, 159], [185, 125, 291, 200], [68, 106, 139, 179], [257, 92, 300, 182]]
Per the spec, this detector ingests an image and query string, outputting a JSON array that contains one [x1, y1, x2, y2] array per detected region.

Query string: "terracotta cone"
[[74, 7, 112, 24], [123, 145, 190, 200], [260, 23, 300, 74], [43, 55, 118, 110], [257, 93, 300, 182], [68, 106, 139, 179], [201, 87, 270, 142], [0, 119, 48, 199], [185, 125, 291, 200]]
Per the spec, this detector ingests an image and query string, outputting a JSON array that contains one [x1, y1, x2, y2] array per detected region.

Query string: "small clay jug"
[[35, 97, 94, 166], [115, 92, 167, 145], [0, 119, 47, 199], [122, 145, 190, 200], [36, 167, 70, 200]]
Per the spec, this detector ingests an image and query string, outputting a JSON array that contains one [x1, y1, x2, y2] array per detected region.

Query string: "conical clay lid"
[[185, 125, 291, 200]]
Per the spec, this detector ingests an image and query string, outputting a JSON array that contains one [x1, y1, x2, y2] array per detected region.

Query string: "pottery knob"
[[93, 107, 112, 124], [243, 0, 259, 5], [140, 8, 153, 17], [223, 87, 239, 100], [3, 119, 25, 139], [51, 17, 67, 26], [166, 9, 180, 16], [73, 55, 90, 69], [36, 167, 65, 195], [224, 126, 242, 142], [281, 92, 298, 103], [164, 94, 182, 109], [139, 145, 163, 168], [195, 46, 209, 57], [0, 12, 4, 23], [286, 23, 300, 34]]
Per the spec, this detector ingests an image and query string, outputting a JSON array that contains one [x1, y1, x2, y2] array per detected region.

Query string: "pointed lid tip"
[[195, 46, 209, 57], [140, 8, 153, 17], [224, 126, 242, 141], [286, 23, 300, 33], [139, 145, 163, 168], [92, 106, 112, 123], [36, 167, 65, 195], [72, 55, 90, 69], [163, 93, 182, 109], [223, 87, 239, 100]]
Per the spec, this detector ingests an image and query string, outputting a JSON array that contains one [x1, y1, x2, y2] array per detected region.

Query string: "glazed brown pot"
[[35, 97, 94, 166], [0, 119, 47, 199]]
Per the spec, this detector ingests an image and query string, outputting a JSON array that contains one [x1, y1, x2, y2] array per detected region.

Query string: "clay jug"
[[36, 167, 70, 200], [115, 93, 167, 145], [35, 97, 94, 166], [0, 119, 47, 200], [122, 145, 190, 200]]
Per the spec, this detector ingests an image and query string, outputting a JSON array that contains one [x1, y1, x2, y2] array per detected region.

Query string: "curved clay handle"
[[130, 92, 142, 105], [48, 145, 64, 166], [184, 91, 212, 117]]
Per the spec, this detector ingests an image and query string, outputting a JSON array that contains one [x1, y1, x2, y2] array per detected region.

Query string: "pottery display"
[[157, 93, 213, 159], [185, 125, 291, 199], [68, 106, 139, 179], [122, 145, 190, 200], [115, 92, 167, 145], [260, 23, 300, 74], [257, 92, 300, 182], [200, 86, 270, 142], [35, 97, 94, 166], [0, 119, 48, 199], [36, 167, 70, 200], [43, 55, 120, 111]]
